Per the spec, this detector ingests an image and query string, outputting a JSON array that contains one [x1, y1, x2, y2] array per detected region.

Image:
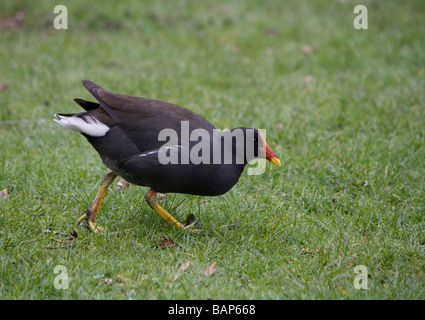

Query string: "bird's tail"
[[53, 112, 110, 137]]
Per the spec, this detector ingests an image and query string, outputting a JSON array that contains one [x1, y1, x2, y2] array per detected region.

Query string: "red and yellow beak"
[[266, 145, 281, 166], [260, 132, 281, 166]]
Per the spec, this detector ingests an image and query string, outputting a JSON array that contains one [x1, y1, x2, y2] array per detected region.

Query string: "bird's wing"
[[82, 80, 216, 152]]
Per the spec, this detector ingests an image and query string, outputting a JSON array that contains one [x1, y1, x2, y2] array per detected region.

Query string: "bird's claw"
[[76, 209, 103, 232], [182, 224, 202, 233], [183, 216, 203, 233]]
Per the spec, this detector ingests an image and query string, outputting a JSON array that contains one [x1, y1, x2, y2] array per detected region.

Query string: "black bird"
[[54, 80, 281, 231]]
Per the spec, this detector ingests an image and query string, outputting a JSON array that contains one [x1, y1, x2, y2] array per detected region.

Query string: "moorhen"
[[54, 80, 280, 231]]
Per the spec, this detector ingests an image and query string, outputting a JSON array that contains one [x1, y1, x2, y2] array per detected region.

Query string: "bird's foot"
[[76, 209, 103, 232], [160, 219, 201, 233], [145, 190, 203, 233], [183, 214, 203, 233], [181, 224, 202, 233]]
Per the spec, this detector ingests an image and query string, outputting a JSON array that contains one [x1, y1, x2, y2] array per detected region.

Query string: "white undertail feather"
[[54, 114, 110, 137]]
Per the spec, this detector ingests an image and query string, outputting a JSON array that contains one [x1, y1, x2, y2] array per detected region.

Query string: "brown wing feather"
[[81, 80, 216, 152]]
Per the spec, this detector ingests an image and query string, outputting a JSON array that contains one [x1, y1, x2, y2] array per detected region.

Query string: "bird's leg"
[[76, 171, 117, 232], [145, 189, 199, 231], [114, 178, 130, 190]]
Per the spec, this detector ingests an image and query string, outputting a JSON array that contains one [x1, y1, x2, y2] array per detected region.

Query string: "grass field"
[[1, 0, 424, 300]]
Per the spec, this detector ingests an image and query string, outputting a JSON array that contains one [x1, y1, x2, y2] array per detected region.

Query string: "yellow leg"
[[76, 171, 117, 231], [145, 190, 199, 231]]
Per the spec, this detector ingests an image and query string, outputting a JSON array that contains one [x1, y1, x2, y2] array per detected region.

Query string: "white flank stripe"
[[138, 146, 182, 158], [54, 115, 110, 137]]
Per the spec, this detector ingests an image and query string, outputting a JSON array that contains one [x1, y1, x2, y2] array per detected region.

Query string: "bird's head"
[[254, 129, 281, 166]]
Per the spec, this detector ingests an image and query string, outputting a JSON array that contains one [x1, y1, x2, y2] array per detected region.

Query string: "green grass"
[[1, 0, 425, 300]]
